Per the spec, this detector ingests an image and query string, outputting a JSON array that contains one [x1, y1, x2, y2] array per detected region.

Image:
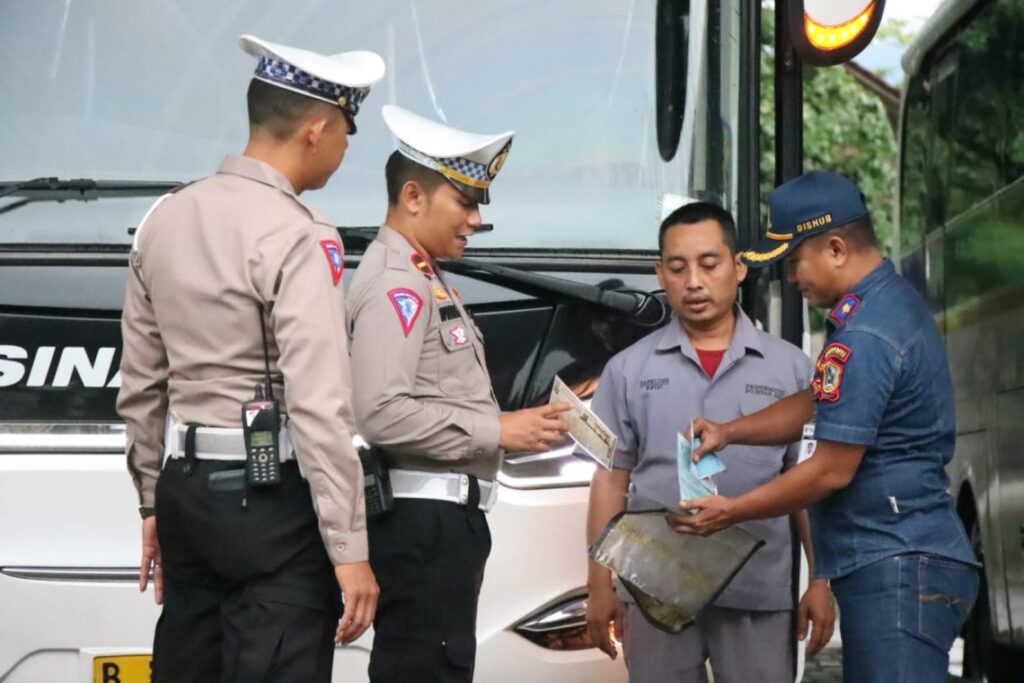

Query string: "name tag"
[[798, 423, 816, 463]]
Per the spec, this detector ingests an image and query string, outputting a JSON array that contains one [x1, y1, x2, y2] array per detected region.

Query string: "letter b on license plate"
[[92, 655, 151, 683]]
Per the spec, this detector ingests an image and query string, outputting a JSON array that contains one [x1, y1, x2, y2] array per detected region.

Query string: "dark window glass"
[[899, 75, 929, 256], [948, 0, 1024, 217]]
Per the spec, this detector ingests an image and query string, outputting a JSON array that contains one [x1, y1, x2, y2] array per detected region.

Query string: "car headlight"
[[512, 593, 599, 651]]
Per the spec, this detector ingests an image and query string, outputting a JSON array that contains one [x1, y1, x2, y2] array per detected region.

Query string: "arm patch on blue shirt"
[[812, 342, 852, 402]]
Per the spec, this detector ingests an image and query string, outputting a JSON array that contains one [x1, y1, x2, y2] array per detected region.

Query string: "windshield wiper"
[[337, 224, 493, 253], [336, 225, 667, 327], [0, 177, 182, 216], [445, 257, 666, 327]]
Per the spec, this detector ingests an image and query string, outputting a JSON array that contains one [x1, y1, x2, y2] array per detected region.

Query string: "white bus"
[[0, 1, 880, 681]]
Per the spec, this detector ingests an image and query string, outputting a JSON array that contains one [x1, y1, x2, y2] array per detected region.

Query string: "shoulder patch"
[[411, 252, 435, 278], [319, 240, 344, 286], [387, 288, 424, 337], [828, 294, 861, 325], [812, 342, 853, 402]]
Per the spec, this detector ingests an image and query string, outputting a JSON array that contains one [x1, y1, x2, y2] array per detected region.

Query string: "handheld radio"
[[358, 444, 394, 517], [242, 306, 282, 486]]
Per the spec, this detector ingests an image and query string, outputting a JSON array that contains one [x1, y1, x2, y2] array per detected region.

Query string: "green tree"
[[759, 9, 899, 253]]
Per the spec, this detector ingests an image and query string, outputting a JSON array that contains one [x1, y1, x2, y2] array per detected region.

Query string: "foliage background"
[[758, 9, 901, 254]]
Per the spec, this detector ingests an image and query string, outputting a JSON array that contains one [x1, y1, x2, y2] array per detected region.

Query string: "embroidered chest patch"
[[319, 240, 344, 286], [440, 317, 472, 351], [812, 343, 852, 402], [387, 288, 424, 337], [745, 383, 785, 400], [828, 294, 861, 326], [449, 324, 468, 347], [639, 377, 670, 391]]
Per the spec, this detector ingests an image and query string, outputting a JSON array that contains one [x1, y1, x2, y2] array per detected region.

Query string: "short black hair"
[[246, 78, 339, 141], [831, 217, 879, 251], [658, 202, 738, 254], [385, 150, 448, 206]]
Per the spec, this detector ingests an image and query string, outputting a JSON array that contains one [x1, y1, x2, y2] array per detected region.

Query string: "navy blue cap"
[[742, 170, 870, 267]]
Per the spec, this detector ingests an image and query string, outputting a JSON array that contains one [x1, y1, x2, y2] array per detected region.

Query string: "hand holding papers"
[[550, 376, 617, 469]]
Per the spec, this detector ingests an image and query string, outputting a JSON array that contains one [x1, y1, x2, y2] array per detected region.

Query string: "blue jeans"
[[830, 553, 979, 683]]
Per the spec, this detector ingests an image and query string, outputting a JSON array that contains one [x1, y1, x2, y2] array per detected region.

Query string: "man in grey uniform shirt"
[[584, 203, 835, 682]]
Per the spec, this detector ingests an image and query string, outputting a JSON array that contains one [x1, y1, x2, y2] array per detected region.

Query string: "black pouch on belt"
[[359, 446, 394, 518]]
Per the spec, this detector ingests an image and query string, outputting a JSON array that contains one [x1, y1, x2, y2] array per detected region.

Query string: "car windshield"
[[0, 0, 740, 250]]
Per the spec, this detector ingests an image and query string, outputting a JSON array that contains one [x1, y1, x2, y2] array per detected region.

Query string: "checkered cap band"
[[438, 155, 489, 183], [255, 56, 369, 115], [397, 141, 492, 189]]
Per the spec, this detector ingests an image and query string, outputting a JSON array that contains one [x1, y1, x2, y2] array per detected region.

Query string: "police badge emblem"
[[487, 141, 512, 180]]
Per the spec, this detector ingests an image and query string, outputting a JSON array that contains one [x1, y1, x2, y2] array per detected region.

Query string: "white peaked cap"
[[382, 104, 514, 204], [239, 35, 385, 131]]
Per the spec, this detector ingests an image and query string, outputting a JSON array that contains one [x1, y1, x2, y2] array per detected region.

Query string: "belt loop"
[[183, 424, 197, 477], [466, 475, 481, 509]]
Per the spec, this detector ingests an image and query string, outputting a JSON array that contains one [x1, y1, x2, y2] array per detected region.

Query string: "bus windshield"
[[0, 0, 743, 251]]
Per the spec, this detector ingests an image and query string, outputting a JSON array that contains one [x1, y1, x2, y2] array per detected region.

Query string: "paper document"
[[677, 423, 726, 501], [677, 433, 715, 501], [693, 451, 726, 480], [550, 375, 617, 469]]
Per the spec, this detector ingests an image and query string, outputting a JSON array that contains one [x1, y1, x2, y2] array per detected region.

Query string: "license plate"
[[92, 654, 151, 683]]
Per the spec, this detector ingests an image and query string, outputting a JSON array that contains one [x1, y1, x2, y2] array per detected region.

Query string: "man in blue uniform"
[[671, 171, 980, 682]]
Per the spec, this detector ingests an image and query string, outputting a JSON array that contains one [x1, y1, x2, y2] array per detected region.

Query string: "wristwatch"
[[139, 506, 157, 519]]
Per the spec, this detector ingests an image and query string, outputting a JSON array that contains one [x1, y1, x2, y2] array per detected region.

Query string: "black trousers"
[[152, 458, 340, 683], [367, 494, 492, 683]]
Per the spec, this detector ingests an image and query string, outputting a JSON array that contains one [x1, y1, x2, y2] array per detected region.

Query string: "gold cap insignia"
[[487, 141, 512, 180]]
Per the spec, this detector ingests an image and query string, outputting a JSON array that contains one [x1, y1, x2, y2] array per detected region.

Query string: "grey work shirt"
[[117, 155, 366, 565], [347, 226, 502, 480], [589, 308, 812, 611]]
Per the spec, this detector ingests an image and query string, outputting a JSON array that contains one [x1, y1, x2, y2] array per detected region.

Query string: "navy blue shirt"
[[810, 260, 977, 578]]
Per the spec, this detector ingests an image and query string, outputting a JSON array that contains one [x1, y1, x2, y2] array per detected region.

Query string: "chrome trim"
[[515, 594, 589, 633], [1, 567, 141, 582], [0, 423, 126, 453], [498, 442, 596, 490]]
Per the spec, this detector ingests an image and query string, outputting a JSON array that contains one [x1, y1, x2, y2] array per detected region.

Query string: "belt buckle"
[[457, 474, 470, 505]]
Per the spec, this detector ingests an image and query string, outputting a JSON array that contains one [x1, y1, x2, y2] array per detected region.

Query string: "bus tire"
[[962, 515, 1021, 682]]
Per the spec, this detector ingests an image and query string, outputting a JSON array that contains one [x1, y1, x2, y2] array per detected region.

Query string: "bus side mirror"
[[788, 0, 886, 66], [655, 0, 690, 162]]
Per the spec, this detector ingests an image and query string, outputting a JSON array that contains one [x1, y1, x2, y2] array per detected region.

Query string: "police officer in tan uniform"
[[347, 105, 570, 682], [117, 35, 384, 682]]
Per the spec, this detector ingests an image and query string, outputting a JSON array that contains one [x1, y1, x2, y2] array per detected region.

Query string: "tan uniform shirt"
[[117, 154, 366, 565], [347, 225, 502, 480]]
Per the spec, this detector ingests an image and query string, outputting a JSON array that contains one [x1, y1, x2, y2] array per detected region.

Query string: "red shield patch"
[[320, 240, 344, 286]]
